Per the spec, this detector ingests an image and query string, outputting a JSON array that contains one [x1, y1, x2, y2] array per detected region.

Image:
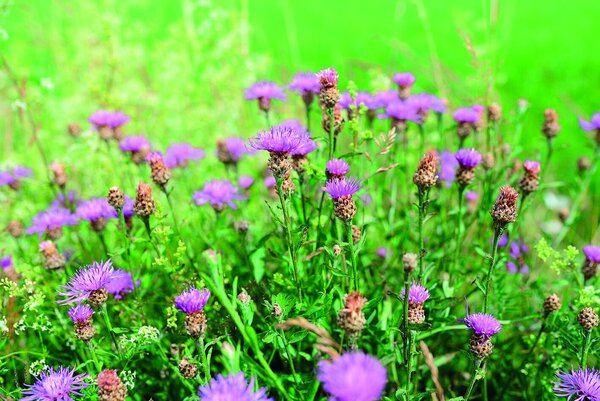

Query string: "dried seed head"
[[6, 220, 24, 238], [413, 150, 439, 191], [577, 307, 599, 331], [50, 161, 67, 188], [487, 103, 502, 122], [97, 369, 128, 401], [403, 253, 418, 273], [133, 182, 156, 217], [542, 108, 560, 139], [490, 186, 518, 227], [107, 186, 124, 210], [178, 358, 198, 379], [184, 311, 207, 338], [337, 292, 367, 335], [543, 294, 562, 314]]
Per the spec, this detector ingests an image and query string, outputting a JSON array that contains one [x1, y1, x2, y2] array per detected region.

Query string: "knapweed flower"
[[193, 180, 246, 212], [40, 240, 66, 270], [284, 120, 317, 170], [146, 151, 171, 187], [198, 373, 273, 401], [106, 269, 135, 300], [317, 67, 340, 109], [318, 352, 387, 401], [490, 186, 519, 229], [76, 198, 118, 232], [97, 369, 128, 401], [413, 150, 439, 191], [20, 366, 89, 401], [554, 368, 600, 401], [453, 107, 480, 144], [455, 148, 482, 188], [59, 260, 115, 306], [89, 110, 130, 141], [543, 108, 561, 139], [0, 166, 31, 190], [406, 93, 446, 118], [68, 304, 95, 342], [337, 292, 367, 337], [264, 176, 276, 189], [289, 72, 320, 108], [376, 247, 388, 258], [248, 125, 304, 178], [51, 191, 78, 209], [119, 135, 151, 164], [579, 111, 600, 146], [439, 150, 458, 187], [27, 207, 78, 239], [109, 112, 130, 141], [582, 245, 600, 281], [217, 138, 250, 165], [1, 255, 12, 270], [326, 159, 350, 179], [506, 240, 530, 274], [339, 92, 374, 119], [379, 101, 421, 131], [519, 160, 541, 195], [133, 182, 156, 218], [374, 90, 400, 109], [401, 283, 430, 324], [175, 287, 211, 338], [238, 176, 254, 190], [164, 143, 205, 168], [245, 81, 286, 112], [323, 177, 362, 222], [463, 312, 502, 359], [393, 72, 415, 100]]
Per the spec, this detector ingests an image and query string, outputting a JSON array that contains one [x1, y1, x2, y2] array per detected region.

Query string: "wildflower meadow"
[[1, 1, 599, 400]]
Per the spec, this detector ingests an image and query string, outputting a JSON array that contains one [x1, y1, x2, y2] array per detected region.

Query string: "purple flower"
[[323, 177, 363, 199], [164, 143, 205, 168], [291, 137, 317, 156], [374, 90, 400, 109], [579, 112, 600, 131], [108, 111, 130, 128], [105, 269, 135, 300], [264, 176, 276, 189], [26, 207, 79, 237], [89, 110, 113, 128], [239, 176, 254, 190], [59, 260, 115, 304], [0, 166, 31, 187], [339, 92, 375, 111], [465, 191, 479, 202], [583, 245, 600, 263], [0, 171, 15, 187], [51, 191, 78, 208], [393, 72, 416, 87], [20, 366, 89, 401], [289, 72, 320, 94], [193, 180, 247, 210], [316, 68, 339, 89], [453, 107, 480, 124], [463, 313, 502, 337], [274, 121, 317, 156], [13, 166, 32, 178], [455, 148, 482, 168], [222, 138, 251, 162], [440, 151, 458, 187], [198, 372, 273, 401], [1, 255, 12, 270], [76, 198, 118, 222], [120, 136, 151, 153], [245, 81, 286, 101], [406, 93, 446, 114], [507, 240, 530, 274], [317, 352, 387, 401], [123, 195, 134, 218], [376, 247, 388, 258], [175, 287, 210, 315], [378, 101, 421, 123], [497, 234, 509, 248], [68, 304, 94, 324], [361, 194, 373, 205], [523, 160, 541, 175], [248, 125, 304, 154], [553, 368, 600, 401], [326, 159, 350, 178], [401, 283, 430, 304]]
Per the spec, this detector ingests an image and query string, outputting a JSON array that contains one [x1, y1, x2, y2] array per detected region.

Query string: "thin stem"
[[298, 174, 308, 225], [328, 107, 335, 160], [581, 329, 593, 368], [417, 189, 429, 280], [276, 178, 302, 300], [198, 337, 211, 384], [87, 341, 102, 372], [402, 271, 411, 386], [101, 305, 122, 357], [464, 358, 484, 401], [264, 110, 271, 128], [454, 187, 465, 269], [483, 226, 504, 313], [345, 222, 359, 291], [97, 231, 109, 257], [279, 329, 300, 387], [405, 330, 416, 401], [305, 104, 311, 132], [163, 187, 196, 268]]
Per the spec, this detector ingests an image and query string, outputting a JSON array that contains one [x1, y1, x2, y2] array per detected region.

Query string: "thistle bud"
[[146, 152, 171, 188], [518, 161, 541, 195], [351, 225, 361, 244], [403, 253, 418, 273], [337, 292, 367, 341], [97, 369, 128, 401], [272, 303, 283, 318], [39, 240, 65, 270], [542, 108, 560, 139], [333, 244, 342, 257], [402, 283, 430, 325], [178, 358, 198, 379], [577, 156, 591, 174], [487, 103, 502, 123], [68, 122, 82, 137], [133, 182, 156, 217], [413, 150, 439, 191], [543, 294, 562, 315], [237, 291, 251, 305], [6, 220, 24, 238], [482, 153, 495, 170], [577, 307, 599, 331], [490, 186, 518, 228], [107, 186, 124, 210], [50, 161, 67, 188]]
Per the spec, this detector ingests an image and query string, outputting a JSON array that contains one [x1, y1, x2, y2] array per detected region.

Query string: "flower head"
[[463, 312, 502, 337], [244, 81, 286, 101], [523, 160, 541, 175], [406, 93, 446, 114], [248, 125, 304, 154], [373, 90, 399, 109], [326, 159, 351, 178], [76, 198, 118, 222], [465, 191, 479, 202], [317, 352, 387, 401], [119, 136, 151, 153], [108, 111, 130, 128], [393, 72, 416, 87], [88, 110, 113, 128], [219, 138, 250, 163], [453, 107, 480, 124], [20, 366, 89, 401], [579, 112, 600, 131], [198, 372, 273, 401], [239, 176, 254, 190], [376, 247, 388, 258], [163, 143, 205, 168], [1, 255, 12, 270], [439, 150, 458, 187], [68, 304, 94, 325], [59, 260, 115, 304], [289, 72, 320, 94], [174, 287, 211, 315], [507, 240, 530, 274], [193, 180, 247, 211], [378, 101, 421, 123], [401, 283, 430, 304], [105, 269, 135, 300], [316, 68, 339, 89], [583, 245, 600, 263], [339, 92, 375, 111], [323, 177, 362, 199], [490, 186, 519, 226], [455, 148, 482, 169], [553, 368, 600, 401], [26, 207, 79, 237]]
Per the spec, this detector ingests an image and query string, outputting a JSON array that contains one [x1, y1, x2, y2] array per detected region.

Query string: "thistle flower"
[[490, 186, 518, 229], [97, 369, 127, 401], [245, 81, 286, 112], [325, 159, 350, 180], [0, 166, 31, 190], [76, 198, 118, 232], [68, 304, 95, 342], [175, 287, 211, 338], [406, 93, 446, 119], [373, 90, 400, 109], [289, 72, 320, 108], [198, 373, 273, 401], [582, 245, 600, 281], [506, 240, 530, 274], [455, 148, 482, 188], [286, 121, 317, 171], [238, 176, 254, 190], [376, 247, 388, 259], [59, 260, 115, 306], [248, 125, 304, 178], [578, 111, 600, 146], [20, 366, 89, 401], [146, 151, 171, 188], [323, 177, 362, 222], [553, 368, 600, 401], [378, 101, 421, 131], [393, 72, 415, 100], [119, 135, 151, 164], [106, 269, 135, 300], [50, 161, 68, 188], [519, 160, 541, 195], [317, 352, 387, 401], [89, 110, 114, 140], [193, 180, 247, 212], [40, 240, 66, 270], [217, 138, 249, 165], [413, 150, 439, 191], [338, 292, 367, 338], [27, 207, 78, 239], [133, 182, 156, 217], [439, 150, 458, 187], [401, 283, 430, 324], [317, 67, 340, 109], [164, 143, 205, 168], [1, 255, 12, 270], [463, 312, 502, 359]]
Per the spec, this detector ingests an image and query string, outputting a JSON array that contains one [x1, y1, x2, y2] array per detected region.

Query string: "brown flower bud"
[[482, 153, 495, 170], [272, 303, 283, 318], [487, 103, 502, 122], [184, 311, 207, 338], [107, 186, 124, 210], [543, 294, 561, 314], [39, 240, 65, 270], [577, 307, 599, 331], [333, 195, 357, 222], [490, 186, 518, 227], [578, 156, 591, 174], [68, 122, 82, 137], [333, 244, 342, 257], [403, 253, 418, 273], [413, 150, 439, 191], [133, 182, 156, 217], [321, 103, 344, 136], [337, 292, 367, 335], [50, 161, 67, 188], [97, 369, 127, 401], [351, 225, 361, 244], [147, 153, 171, 188], [178, 358, 198, 379], [6, 220, 23, 238], [237, 291, 251, 304], [542, 108, 560, 139]]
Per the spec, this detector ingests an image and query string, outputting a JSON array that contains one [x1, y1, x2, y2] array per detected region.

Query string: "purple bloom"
[[76, 198, 118, 222], [465, 191, 479, 202], [59, 260, 115, 304], [119, 136, 151, 153], [289, 72, 320, 94], [406, 93, 446, 114], [393, 72, 416, 87], [316, 68, 339, 89], [0, 171, 15, 186], [108, 111, 130, 128], [164, 143, 205, 168], [105, 269, 135, 300], [223, 138, 251, 162], [175, 287, 210, 315], [13, 166, 32, 178], [123, 195, 134, 218], [264, 176, 276, 189], [0, 166, 31, 187], [440, 151, 458, 187], [1, 255, 12, 270], [374, 90, 400, 109], [26, 207, 79, 237], [20, 366, 89, 401], [361, 194, 373, 205], [497, 234, 509, 248], [51, 191, 78, 208], [378, 101, 421, 123], [198, 373, 273, 401], [68, 304, 94, 324], [248, 125, 304, 154], [88, 110, 112, 128], [193, 180, 247, 210], [376, 247, 388, 258], [463, 313, 502, 337], [507, 240, 530, 274], [453, 107, 480, 124], [239, 176, 254, 190], [326, 159, 350, 177], [245, 81, 286, 101], [275, 121, 317, 156], [339, 92, 374, 111], [317, 352, 387, 401], [523, 160, 541, 175], [553, 368, 600, 401], [579, 112, 600, 131], [323, 177, 362, 199], [401, 283, 430, 304], [583, 245, 600, 263], [455, 148, 482, 168]]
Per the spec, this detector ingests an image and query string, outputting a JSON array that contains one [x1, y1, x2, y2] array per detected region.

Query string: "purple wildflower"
[[0, 171, 15, 187], [68, 304, 94, 324], [378, 101, 421, 123], [463, 313, 502, 337], [105, 269, 135, 300], [553, 368, 600, 401], [323, 177, 363, 199], [174, 287, 211, 315], [245, 81, 286, 101], [51, 191, 78, 209], [393, 72, 416, 87], [20, 366, 89, 401], [88, 110, 113, 128], [497, 234, 509, 248], [583, 245, 600, 263], [316, 68, 339, 89], [339, 92, 374, 111], [26, 207, 79, 237], [440, 151, 458, 187], [453, 107, 480, 124], [1, 255, 12, 269], [376, 247, 388, 258], [507, 240, 530, 274], [264, 176, 276, 189], [198, 373, 273, 401], [326, 159, 350, 178], [374, 90, 400, 109], [122, 195, 134, 218], [0, 166, 31, 188], [579, 112, 600, 131], [13, 166, 32, 178], [108, 111, 130, 128], [193, 180, 247, 211], [58, 260, 115, 305], [289, 72, 320, 94], [164, 143, 205, 168], [523, 160, 541, 175], [223, 138, 251, 163], [465, 191, 479, 202], [401, 283, 430, 304], [239, 176, 254, 190], [455, 148, 482, 168], [76, 198, 118, 222], [317, 352, 387, 401], [248, 125, 304, 154], [406, 93, 446, 114], [119, 136, 151, 153]]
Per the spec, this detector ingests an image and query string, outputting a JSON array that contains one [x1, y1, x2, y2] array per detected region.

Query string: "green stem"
[[305, 104, 311, 132], [198, 337, 211, 384], [279, 329, 300, 387], [417, 189, 429, 280], [101, 305, 122, 357], [97, 231, 109, 257], [328, 107, 335, 160], [276, 178, 302, 300], [88, 341, 102, 372], [483, 226, 504, 313], [345, 222, 359, 291], [454, 186, 465, 269], [405, 330, 416, 400], [464, 358, 484, 401], [581, 329, 593, 368]]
